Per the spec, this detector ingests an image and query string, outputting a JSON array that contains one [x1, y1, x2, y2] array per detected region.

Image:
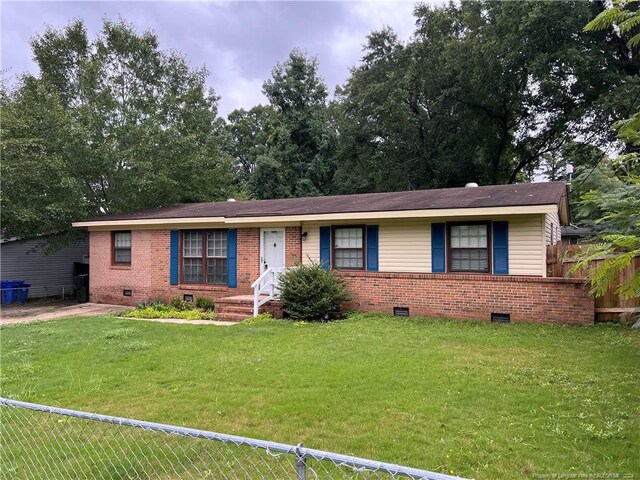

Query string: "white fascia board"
[[72, 204, 558, 229], [72, 217, 226, 228], [223, 205, 558, 224]]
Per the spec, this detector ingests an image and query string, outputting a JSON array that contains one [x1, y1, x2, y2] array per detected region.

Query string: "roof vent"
[[227, 198, 237, 202], [465, 182, 479, 188]]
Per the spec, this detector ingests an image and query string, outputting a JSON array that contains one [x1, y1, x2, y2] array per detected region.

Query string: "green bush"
[[278, 262, 350, 321], [169, 296, 191, 311], [195, 296, 215, 311]]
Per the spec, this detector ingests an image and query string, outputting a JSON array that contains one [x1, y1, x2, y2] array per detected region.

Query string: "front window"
[[206, 231, 228, 284], [449, 224, 489, 273], [182, 230, 228, 284], [334, 227, 364, 269], [113, 231, 132, 264]]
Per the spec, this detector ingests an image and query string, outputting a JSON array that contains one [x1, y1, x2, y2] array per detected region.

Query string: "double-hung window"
[[333, 227, 364, 269], [113, 231, 132, 265], [182, 230, 228, 284], [206, 231, 228, 284], [449, 223, 489, 273]]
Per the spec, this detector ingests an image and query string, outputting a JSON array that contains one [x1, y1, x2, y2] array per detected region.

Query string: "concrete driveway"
[[1, 302, 130, 324]]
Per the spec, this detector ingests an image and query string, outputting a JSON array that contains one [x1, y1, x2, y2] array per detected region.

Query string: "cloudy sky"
[[0, 1, 440, 117]]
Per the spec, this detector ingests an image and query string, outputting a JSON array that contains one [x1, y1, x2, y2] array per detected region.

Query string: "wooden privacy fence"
[[547, 243, 639, 322]]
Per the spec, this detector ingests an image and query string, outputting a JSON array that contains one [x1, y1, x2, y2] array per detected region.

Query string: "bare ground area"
[[0, 301, 130, 324]]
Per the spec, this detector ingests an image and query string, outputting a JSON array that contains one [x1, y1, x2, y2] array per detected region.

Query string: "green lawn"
[[1, 314, 639, 479]]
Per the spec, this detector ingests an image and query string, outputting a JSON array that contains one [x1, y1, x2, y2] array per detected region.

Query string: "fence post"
[[295, 442, 307, 480]]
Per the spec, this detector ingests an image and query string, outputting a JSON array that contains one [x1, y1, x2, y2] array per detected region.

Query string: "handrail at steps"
[[252, 267, 288, 317], [250, 268, 271, 289]]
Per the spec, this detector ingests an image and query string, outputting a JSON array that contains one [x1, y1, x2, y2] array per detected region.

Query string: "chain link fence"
[[0, 398, 464, 480]]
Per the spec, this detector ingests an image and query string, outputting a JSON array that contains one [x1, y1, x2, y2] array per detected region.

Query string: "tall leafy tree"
[[333, 1, 631, 192], [224, 105, 279, 191], [571, 0, 640, 306], [1, 19, 233, 240], [249, 49, 336, 199]]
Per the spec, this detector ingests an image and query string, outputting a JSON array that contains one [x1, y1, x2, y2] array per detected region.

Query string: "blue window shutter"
[[493, 221, 509, 275], [319, 226, 331, 270], [366, 225, 379, 271], [431, 223, 446, 273], [227, 228, 237, 287], [170, 230, 179, 285]]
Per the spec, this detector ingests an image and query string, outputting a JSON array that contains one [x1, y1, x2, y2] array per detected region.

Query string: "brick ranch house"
[[73, 182, 594, 325]]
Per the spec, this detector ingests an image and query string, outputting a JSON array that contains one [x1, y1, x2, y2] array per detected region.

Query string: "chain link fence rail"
[[0, 398, 465, 480]]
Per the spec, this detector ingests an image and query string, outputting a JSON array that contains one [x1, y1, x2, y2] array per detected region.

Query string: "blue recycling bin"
[[1, 281, 13, 304], [0, 280, 28, 304], [14, 284, 31, 303]]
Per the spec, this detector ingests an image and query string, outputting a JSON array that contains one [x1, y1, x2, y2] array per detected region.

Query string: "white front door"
[[261, 229, 285, 274]]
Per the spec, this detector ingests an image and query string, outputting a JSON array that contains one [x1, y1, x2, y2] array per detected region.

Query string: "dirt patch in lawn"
[[0, 302, 130, 324]]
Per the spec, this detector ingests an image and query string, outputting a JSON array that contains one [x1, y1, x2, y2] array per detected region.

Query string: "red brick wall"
[[338, 271, 594, 325], [89, 230, 154, 305], [237, 228, 260, 290], [91, 228, 593, 325], [90, 228, 265, 305], [285, 226, 302, 266]]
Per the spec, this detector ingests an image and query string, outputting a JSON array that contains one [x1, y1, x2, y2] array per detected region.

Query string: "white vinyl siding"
[[303, 214, 546, 276], [545, 212, 561, 245], [509, 215, 545, 276], [301, 224, 320, 265], [378, 219, 431, 273], [302, 220, 431, 272]]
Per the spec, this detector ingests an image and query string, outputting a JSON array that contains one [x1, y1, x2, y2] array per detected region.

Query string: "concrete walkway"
[[1, 302, 239, 326], [0, 302, 130, 325]]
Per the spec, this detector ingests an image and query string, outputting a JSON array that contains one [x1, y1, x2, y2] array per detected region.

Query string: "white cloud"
[[347, 1, 419, 40], [213, 50, 267, 117]]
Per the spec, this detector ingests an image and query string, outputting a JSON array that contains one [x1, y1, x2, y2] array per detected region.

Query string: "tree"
[[1, 19, 233, 241], [250, 49, 336, 199], [224, 105, 279, 192], [570, 0, 640, 306], [585, 0, 640, 58], [333, 1, 631, 192]]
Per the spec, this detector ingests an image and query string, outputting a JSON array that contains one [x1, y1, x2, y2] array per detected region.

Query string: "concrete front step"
[[219, 305, 253, 315], [215, 295, 256, 321], [217, 312, 253, 322], [215, 295, 282, 321]]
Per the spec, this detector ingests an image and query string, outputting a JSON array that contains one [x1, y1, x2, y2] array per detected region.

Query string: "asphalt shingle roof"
[[81, 182, 567, 222]]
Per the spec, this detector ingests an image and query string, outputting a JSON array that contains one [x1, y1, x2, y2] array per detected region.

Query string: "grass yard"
[[1, 313, 639, 479]]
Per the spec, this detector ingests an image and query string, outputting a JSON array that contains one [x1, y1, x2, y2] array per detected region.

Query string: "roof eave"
[[72, 204, 559, 229]]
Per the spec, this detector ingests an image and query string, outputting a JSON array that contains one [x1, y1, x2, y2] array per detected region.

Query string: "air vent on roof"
[[227, 198, 236, 202], [465, 182, 479, 188]]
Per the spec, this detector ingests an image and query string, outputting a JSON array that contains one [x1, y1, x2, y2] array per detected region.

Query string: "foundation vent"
[[393, 307, 410, 317], [491, 312, 511, 323]]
